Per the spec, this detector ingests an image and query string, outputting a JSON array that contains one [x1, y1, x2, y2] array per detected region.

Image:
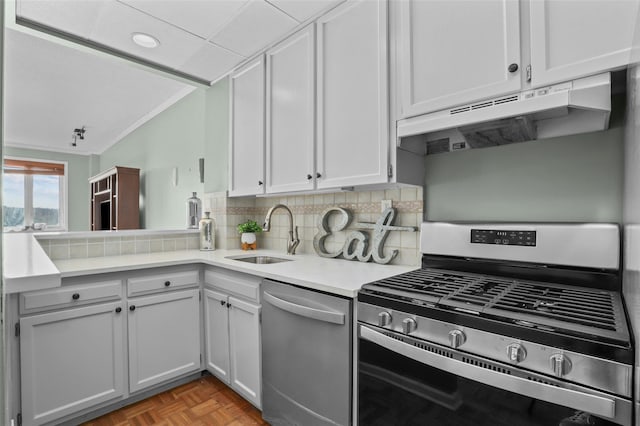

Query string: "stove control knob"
[[506, 343, 527, 364], [448, 329, 466, 348], [402, 318, 417, 334], [377, 311, 392, 327], [550, 354, 572, 377]]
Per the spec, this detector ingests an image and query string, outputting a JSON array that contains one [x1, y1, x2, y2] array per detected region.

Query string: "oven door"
[[358, 324, 632, 426]]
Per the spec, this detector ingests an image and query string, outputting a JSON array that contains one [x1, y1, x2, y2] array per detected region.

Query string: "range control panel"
[[471, 229, 536, 247]]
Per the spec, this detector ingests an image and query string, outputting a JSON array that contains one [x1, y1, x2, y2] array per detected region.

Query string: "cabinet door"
[[128, 289, 200, 393], [397, 0, 521, 117], [316, 0, 389, 189], [228, 296, 261, 408], [266, 25, 316, 194], [203, 289, 231, 384], [229, 56, 266, 196], [20, 302, 125, 426], [530, 0, 639, 87]]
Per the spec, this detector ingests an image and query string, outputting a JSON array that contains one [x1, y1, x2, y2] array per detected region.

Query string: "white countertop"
[[3, 233, 60, 293], [3, 233, 418, 297]]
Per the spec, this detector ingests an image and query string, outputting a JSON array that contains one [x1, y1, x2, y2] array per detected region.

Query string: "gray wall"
[[4, 146, 92, 231], [625, 66, 640, 224], [204, 77, 229, 193], [99, 89, 207, 229], [424, 127, 624, 223], [99, 78, 230, 228]]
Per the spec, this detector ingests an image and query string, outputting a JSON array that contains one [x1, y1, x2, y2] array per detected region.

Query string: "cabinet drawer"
[[20, 280, 122, 315], [205, 268, 261, 302], [128, 270, 199, 297]]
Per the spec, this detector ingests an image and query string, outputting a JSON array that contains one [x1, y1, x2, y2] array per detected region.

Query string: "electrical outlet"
[[381, 200, 392, 212]]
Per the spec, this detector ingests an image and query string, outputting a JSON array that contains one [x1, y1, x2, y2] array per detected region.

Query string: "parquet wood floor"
[[82, 375, 269, 426]]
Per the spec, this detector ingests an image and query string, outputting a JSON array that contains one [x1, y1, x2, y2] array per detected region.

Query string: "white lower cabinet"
[[20, 301, 125, 426], [228, 296, 261, 406], [127, 288, 201, 393], [204, 268, 261, 408], [17, 266, 264, 424], [204, 289, 261, 408], [204, 289, 230, 381]]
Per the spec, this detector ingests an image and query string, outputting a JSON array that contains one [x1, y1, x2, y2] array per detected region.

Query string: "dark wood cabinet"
[[90, 166, 140, 231]]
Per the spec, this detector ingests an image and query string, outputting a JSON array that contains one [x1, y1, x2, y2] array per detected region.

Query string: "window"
[[3, 158, 67, 231]]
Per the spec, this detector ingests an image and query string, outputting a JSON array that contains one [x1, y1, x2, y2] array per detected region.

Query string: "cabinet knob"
[[164, 281, 171, 287], [129, 305, 136, 311], [508, 63, 519, 73], [316, 173, 322, 179], [72, 293, 80, 300], [227, 303, 232, 309], [307, 174, 313, 180], [220, 300, 226, 306], [258, 180, 264, 186], [115, 307, 122, 313]]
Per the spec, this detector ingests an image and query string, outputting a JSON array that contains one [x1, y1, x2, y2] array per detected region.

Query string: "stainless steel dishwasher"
[[261, 279, 352, 426]]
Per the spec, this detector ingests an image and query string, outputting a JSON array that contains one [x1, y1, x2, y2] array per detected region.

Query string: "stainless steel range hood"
[[398, 73, 611, 155]]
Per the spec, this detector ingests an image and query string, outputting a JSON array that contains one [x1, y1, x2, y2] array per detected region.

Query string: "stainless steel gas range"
[[357, 222, 633, 426]]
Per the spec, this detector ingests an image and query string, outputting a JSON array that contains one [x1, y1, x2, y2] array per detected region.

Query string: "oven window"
[[358, 339, 619, 426]]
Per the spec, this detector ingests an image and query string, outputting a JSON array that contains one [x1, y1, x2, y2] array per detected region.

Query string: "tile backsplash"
[[37, 188, 424, 266], [37, 231, 200, 261], [204, 187, 424, 266]]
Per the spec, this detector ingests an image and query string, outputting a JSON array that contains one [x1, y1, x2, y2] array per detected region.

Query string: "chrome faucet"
[[263, 204, 300, 255]]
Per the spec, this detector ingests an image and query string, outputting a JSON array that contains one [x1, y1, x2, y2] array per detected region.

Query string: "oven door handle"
[[359, 325, 616, 420]]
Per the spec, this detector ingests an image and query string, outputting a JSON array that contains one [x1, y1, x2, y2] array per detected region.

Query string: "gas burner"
[[470, 281, 499, 295], [364, 267, 629, 344]]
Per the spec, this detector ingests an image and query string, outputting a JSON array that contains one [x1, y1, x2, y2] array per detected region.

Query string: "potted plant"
[[237, 219, 262, 250]]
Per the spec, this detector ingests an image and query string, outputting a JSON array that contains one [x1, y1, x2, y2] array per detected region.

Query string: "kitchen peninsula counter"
[[4, 233, 417, 297]]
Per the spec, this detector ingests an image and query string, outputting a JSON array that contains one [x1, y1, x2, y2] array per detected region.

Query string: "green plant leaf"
[[236, 219, 262, 234]]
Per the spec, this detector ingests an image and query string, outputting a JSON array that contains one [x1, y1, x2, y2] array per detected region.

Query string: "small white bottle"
[[199, 212, 215, 251]]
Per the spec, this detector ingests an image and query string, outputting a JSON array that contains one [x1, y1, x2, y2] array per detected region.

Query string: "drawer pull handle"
[[115, 307, 122, 313], [72, 293, 80, 300], [164, 281, 171, 287], [129, 305, 136, 311]]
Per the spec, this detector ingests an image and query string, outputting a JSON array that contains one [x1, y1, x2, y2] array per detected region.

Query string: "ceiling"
[[15, 0, 344, 83], [6, 0, 343, 155], [4, 28, 196, 155]]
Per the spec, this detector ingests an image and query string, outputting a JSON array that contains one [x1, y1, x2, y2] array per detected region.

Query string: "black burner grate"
[[364, 268, 629, 343]]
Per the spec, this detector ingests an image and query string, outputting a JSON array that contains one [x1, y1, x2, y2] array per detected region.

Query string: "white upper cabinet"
[[229, 56, 266, 196], [316, 0, 390, 189], [529, 0, 640, 87], [396, 0, 522, 118], [266, 25, 316, 194]]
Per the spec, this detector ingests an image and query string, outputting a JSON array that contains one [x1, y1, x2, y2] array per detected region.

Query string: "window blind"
[[3, 159, 65, 176]]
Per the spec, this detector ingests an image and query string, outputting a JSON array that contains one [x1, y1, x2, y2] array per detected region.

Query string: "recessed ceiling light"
[[131, 32, 160, 49]]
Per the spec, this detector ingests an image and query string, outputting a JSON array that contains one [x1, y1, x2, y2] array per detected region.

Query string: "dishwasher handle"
[[263, 291, 345, 325]]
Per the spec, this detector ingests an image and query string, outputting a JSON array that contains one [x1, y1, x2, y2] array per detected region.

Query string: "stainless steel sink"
[[226, 255, 293, 264]]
